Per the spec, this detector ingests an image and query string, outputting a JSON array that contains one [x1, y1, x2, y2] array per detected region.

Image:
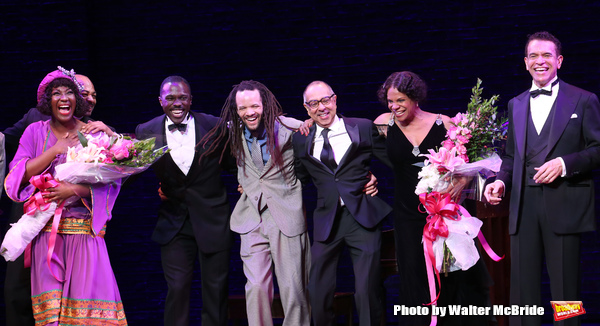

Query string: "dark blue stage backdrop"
[[1, 1, 599, 324]]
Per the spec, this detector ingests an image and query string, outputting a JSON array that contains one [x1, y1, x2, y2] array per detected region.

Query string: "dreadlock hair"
[[199, 80, 291, 173]]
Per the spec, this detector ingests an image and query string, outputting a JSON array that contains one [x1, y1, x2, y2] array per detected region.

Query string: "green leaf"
[[77, 131, 88, 147]]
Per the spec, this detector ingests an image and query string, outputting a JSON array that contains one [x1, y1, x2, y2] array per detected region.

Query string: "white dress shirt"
[[312, 115, 352, 205], [312, 115, 352, 166], [529, 76, 559, 135], [165, 114, 195, 175], [528, 76, 566, 177]]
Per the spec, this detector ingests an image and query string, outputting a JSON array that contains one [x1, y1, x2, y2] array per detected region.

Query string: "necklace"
[[390, 115, 421, 157], [412, 145, 420, 157]]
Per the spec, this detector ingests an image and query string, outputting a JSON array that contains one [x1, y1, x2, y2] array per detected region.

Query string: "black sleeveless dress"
[[386, 120, 492, 326]]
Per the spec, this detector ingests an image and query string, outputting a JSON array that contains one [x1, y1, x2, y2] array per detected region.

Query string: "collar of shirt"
[[166, 113, 192, 133], [244, 126, 269, 162], [243, 126, 267, 142], [530, 76, 559, 93], [315, 114, 343, 139], [164, 113, 195, 175]]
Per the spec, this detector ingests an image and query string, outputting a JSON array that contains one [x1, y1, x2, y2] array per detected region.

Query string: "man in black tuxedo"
[[485, 31, 600, 326], [292, 81, 391, 326], [135, 76, 233, 326]]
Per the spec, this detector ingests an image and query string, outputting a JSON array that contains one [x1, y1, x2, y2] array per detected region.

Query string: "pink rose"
[[112, 146, 129, 160], [447, 128, 458, 140], [456, 135, 469, 144], [110, 138, 134, 161], [442, 139, 455, 150]]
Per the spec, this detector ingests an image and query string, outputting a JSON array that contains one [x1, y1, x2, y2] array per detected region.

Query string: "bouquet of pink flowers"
[[414, 80, 505, 313], [1, 132, 167, 262], [54, 132, 168, 184], [416, 79, 507, 197]]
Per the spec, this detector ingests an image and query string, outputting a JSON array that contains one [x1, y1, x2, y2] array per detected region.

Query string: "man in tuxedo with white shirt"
[[485, 31, 600, 326], [135, 76, 233, 326], [292, 81, 391, 326]]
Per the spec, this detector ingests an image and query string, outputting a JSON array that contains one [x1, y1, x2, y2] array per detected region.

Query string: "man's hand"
[[298, 119, 314, 136], [237, 184, 244, 194], [81, 121, 115, 136], [158, 183, 168, 201], [533, 158, 562, 184], [484, 180, 505, 205], [364, 172, 378, 197]]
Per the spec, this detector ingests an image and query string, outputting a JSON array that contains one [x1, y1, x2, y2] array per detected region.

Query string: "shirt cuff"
[[558, 157, 567, 177]]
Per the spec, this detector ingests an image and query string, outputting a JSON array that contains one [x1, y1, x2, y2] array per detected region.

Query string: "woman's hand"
[[298, 119, 314, 136], [51, 132, 80, 155], [441, 175, 471, 202], [43, 181, 89, 204]]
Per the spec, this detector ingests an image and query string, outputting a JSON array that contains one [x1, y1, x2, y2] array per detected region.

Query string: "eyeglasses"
[[305, 94, 336, 110]]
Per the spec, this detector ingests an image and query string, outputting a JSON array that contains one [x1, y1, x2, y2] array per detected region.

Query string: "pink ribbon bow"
[[23, 173, 66, 282], [418, 191, 503, 326]]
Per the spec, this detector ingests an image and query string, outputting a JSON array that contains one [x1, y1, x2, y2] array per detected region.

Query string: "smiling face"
[[525, 39, 563, 88], [50, 86, 77, 122], [159, 81, 192, 124], [76, 74, 96, 117], [304, 82, 337, 128], [236, 89, 264, 135], [387, 87, 419, 124]]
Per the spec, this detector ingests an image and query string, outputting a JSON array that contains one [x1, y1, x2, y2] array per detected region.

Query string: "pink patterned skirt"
[[30, 217, 127, 326]]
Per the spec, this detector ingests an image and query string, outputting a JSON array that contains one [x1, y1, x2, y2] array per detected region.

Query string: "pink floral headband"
[[36, 66, 85, 103]]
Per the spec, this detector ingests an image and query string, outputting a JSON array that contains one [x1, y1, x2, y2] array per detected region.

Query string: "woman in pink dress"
[[4, 68, 127, 326]]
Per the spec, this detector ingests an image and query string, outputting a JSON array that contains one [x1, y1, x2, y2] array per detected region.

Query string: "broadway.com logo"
[[550, 301, 586, 321]]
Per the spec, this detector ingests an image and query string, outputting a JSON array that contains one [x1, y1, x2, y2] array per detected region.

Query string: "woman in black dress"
[[374, 71, 492, 326]]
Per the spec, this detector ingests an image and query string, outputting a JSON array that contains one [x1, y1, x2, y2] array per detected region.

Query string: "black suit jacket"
[[292, 116, 392, 242], [135, 111, 233, 252], [497, 81, 600, 235]]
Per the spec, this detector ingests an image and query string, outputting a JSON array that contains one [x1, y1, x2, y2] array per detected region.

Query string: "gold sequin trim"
[[33, 290, 127, 325], [41, 218, 106, 238]]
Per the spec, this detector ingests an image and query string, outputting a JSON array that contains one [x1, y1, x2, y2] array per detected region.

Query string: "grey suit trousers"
[[240, 208, 311, 326]]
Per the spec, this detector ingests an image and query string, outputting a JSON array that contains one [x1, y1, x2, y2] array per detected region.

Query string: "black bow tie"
[[530, 88, 552, 98], [168, 123, 187, 132], [530, 79, 559, 98]]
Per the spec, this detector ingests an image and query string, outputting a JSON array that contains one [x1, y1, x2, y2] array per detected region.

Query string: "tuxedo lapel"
[[337, 120, 359, 169], [547, 84, 577, 152], [153, 115, 168, 148], [304, 126, 320, 164], [186, 112, 207, 179], [513, 93, 529, 159]]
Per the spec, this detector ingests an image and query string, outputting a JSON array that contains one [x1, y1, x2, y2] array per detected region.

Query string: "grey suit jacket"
[[231, 116, 307, 237], [497, 81, 600, 235]]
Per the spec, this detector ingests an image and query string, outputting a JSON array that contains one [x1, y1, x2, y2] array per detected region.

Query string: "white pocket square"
[[571, 113, 578, 119]]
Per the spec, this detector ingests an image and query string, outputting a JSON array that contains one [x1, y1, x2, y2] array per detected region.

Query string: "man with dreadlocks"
[[200, 80, 311, 326]]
